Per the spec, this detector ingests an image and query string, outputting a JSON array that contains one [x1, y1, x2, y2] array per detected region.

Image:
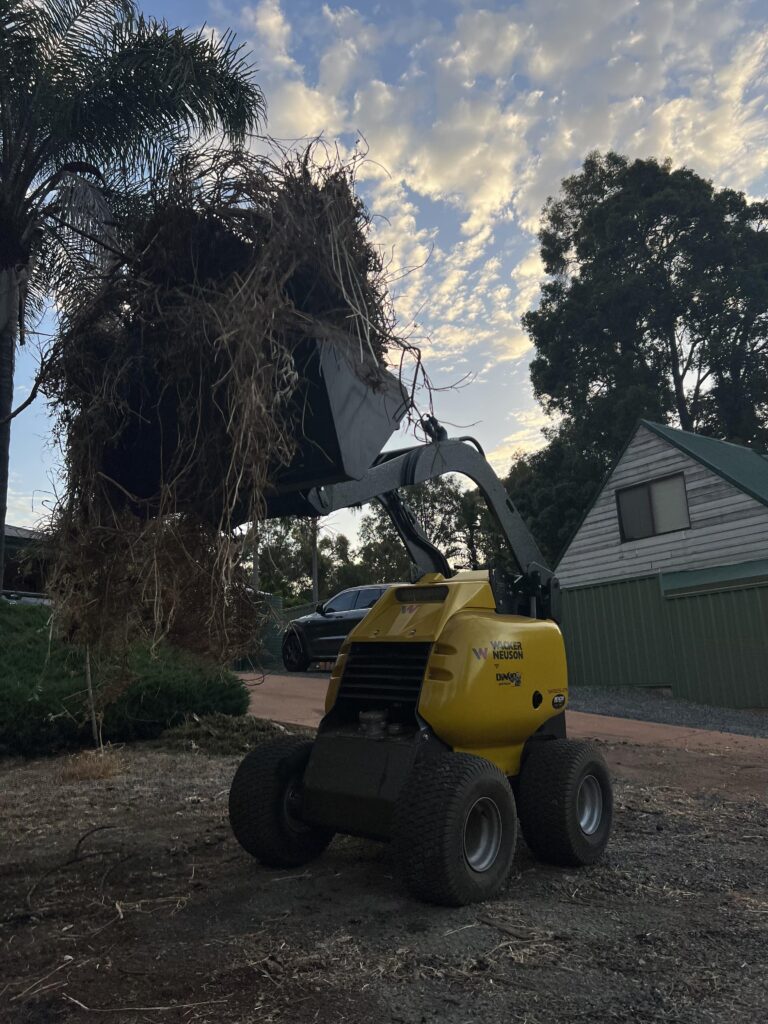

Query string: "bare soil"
[[2, 733, 767, 1024]]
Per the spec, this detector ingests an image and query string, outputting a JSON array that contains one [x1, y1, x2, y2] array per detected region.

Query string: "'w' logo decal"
[[472, 647, 488, 660]]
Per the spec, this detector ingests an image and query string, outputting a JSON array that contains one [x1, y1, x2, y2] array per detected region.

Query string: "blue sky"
[[8, 0, 768, 531]]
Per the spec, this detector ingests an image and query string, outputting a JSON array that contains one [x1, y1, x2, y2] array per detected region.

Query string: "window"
[[355, 587, 382, 609], [324, 590, 358, 612], [616, 474, 690, 541]]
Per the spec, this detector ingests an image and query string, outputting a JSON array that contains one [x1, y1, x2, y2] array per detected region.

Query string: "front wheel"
[[517, 739, 613, 867], [282, 629, 310, 672], [228, 738, 333, 868], [392, 753, 518, 906]]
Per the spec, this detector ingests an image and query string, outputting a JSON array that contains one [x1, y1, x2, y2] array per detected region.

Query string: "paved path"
[[243, 671, 329, 729], [241, 672, 768, 797]]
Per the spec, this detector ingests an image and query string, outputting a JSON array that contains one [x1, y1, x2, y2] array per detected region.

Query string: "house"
[[557, 421, 768, 708]]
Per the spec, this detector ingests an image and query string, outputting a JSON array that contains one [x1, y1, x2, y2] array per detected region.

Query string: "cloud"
[[226, 0, 768, 457], [242, 0, 294, 71], [486, 409, 554, 472], [5, 488, 49, 529]]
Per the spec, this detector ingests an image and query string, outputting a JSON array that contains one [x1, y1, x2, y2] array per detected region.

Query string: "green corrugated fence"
[[231, 597, 317, 672]]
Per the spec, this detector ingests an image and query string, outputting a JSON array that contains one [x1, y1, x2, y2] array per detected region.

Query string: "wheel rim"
[[284, 633, 301, 667], [282, 780, 309, 834], [577, 774, 603, 836], [463, 797, 503, 873]]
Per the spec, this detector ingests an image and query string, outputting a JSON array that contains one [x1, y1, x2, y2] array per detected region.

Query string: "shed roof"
[[641, 421, 768, 509], [4, 524, 42, 541]]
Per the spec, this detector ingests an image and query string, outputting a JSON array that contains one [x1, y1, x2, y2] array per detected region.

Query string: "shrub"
[[0, 603, 249, 756]]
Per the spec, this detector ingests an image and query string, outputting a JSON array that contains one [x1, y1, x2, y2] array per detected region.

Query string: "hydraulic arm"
[[266, 436, 560, 622]]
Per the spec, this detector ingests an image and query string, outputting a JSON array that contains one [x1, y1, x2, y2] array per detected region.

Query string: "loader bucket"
[[98, 337, 408, 524], [269, 338, 409, 497]]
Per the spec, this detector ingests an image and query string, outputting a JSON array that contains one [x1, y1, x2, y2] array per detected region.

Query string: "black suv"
[[281, 584, 397, 671]]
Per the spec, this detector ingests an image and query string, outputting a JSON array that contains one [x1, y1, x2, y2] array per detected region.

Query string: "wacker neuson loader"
[[228, 347, 613, 906]]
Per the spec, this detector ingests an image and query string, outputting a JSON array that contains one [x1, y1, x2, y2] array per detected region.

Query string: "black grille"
[[337, 642, 431, 717]]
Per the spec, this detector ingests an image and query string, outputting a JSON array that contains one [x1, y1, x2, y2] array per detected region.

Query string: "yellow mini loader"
[[229, 362, 612, 906]]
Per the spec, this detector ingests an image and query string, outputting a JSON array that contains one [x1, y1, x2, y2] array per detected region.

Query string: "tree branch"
[[0, 346, 57, 425]]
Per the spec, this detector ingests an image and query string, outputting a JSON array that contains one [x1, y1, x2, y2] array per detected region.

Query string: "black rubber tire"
[[517, 739, 613, 867], [228, 737, 333, 868], [282, 629, 310, 672], [392, 753, 518, 907]]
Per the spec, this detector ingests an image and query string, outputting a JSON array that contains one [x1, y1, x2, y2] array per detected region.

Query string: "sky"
[[8, 0, 768, 534]]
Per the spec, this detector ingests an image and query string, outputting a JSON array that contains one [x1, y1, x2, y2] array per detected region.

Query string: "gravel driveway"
[[569, 685, 768, 738]]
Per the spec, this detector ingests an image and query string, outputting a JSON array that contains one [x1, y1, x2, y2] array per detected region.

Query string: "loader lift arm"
[[268, 438, 560, 622]]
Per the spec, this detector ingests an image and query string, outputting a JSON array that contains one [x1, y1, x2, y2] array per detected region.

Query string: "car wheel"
[[282, 628, 310, 672]]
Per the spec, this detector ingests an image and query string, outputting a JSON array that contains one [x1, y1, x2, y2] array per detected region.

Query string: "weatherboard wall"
[[556, 425, 768, 589]]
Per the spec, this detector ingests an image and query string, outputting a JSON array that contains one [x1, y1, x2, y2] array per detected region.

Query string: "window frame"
[[615, 472, 691, 543]]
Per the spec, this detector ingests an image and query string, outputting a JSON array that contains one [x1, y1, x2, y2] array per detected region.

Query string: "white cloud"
[[5, 488, 49, 529], [451, 9, 527, 78], [487, 408, 554, 472], [242, 0, 294, 70], [227, 0, 768, 456]]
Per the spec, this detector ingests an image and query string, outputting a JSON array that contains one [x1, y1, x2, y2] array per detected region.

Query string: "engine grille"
[[337, 642, 432, 717]]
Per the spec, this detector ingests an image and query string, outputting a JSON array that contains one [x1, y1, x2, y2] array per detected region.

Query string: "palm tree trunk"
[[0, 266, 19, 591]]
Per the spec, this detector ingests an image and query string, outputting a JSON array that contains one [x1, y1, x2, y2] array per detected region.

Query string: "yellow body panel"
[[325, 571, 568, 777]]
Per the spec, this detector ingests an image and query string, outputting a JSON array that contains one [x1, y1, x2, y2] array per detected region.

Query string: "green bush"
[[0, 603, 249, 756]]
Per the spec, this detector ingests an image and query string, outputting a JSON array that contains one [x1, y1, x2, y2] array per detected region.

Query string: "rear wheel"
[[282, 629, 310, 672], [393, 753, 518, 906], [229, 737, 333, 868], [517, 739, 612, 866]]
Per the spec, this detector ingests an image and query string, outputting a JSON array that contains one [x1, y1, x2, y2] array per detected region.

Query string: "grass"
[[58, 746, 126, 782]]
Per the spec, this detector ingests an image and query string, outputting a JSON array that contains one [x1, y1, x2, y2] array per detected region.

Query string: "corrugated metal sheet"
[[561, 573, 768, 708], [561, 577, 673, 690], [665, 586, 768, 707]]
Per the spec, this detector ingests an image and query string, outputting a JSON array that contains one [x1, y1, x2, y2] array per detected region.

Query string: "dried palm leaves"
[[46, 148, 417, 659]]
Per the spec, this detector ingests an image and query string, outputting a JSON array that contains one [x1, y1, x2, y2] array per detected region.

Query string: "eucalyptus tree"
[[0, 0, 264, 578], [516, 152, 768, 562], [525, 152, 768, 450]]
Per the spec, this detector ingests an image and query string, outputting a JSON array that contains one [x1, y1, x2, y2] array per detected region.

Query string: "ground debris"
[[1, 746, 766, 1024]]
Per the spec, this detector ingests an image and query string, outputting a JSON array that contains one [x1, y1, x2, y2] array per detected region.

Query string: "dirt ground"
[[246, 671, 768, 799], [2, 723, 767, 1024]]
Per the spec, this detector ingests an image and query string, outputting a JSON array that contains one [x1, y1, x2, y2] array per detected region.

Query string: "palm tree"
[[0, 0, 264, 581]]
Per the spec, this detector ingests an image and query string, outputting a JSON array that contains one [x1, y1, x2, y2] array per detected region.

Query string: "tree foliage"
[[514, 151, 768, 563], [526, 152, 768, 449], [503, 428, 608, 566], [255, 478, 510, 602]]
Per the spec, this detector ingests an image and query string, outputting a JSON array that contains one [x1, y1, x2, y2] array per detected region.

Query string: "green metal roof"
[[641, 420, 768, 509]]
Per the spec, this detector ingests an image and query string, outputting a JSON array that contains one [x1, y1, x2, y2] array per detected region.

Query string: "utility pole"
[[251, 525, 260, 593], [311, 517, 319, 604]]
